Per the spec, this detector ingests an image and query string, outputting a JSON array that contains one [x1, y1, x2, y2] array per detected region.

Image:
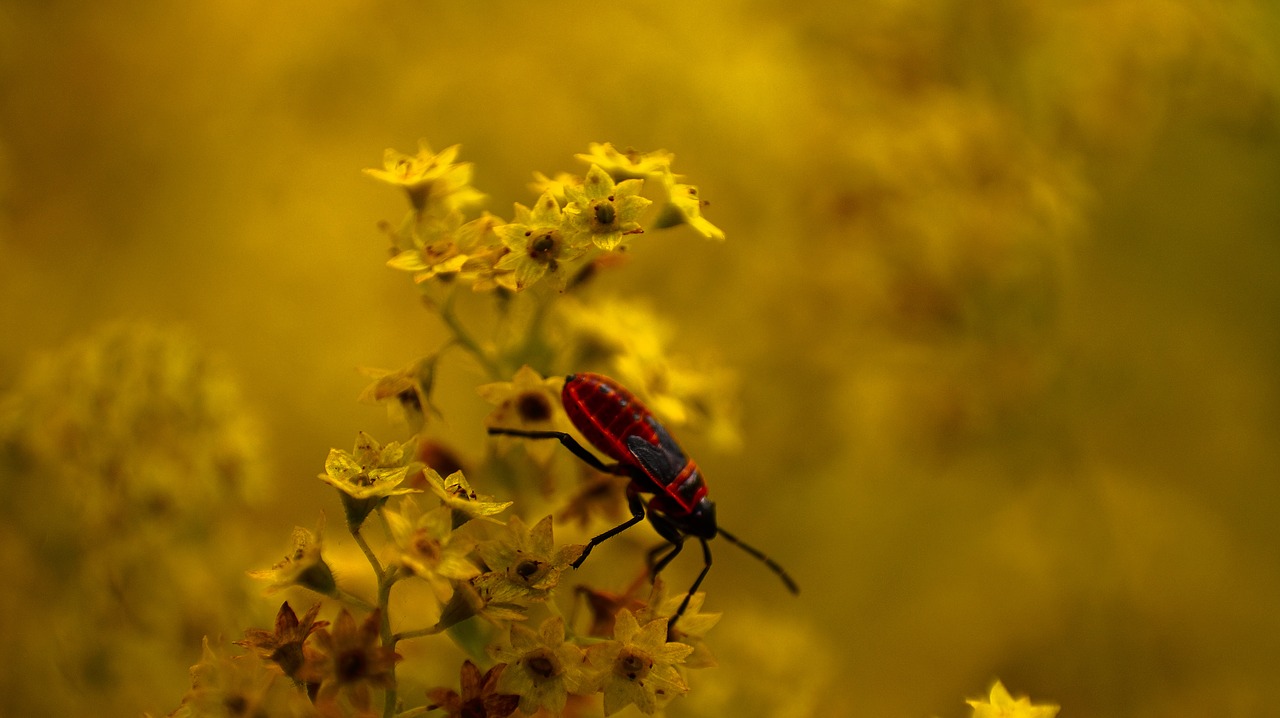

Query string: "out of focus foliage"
[[1, 1, 1278, 716]]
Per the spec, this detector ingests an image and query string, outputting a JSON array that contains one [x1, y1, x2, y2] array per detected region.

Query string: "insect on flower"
[[488, 373, 798, 631]]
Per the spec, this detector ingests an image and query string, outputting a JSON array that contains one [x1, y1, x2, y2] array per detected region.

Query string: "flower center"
[[336, 648, 369, 682], [510, 556, 546, 585], [527, 230, 561, 262], [593, 201, 617, 228], [516, 392, 552, 422], [412, 531, 442, 563], [523, 648, 563, 680], [614, 647, 653, 682]]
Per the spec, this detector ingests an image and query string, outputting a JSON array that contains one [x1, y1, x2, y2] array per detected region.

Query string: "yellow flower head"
[[385, 209, 473, 283], [493, 192, 589, 291], [967, 680, 1060, 718], [653, 168, 725, 240], [318, 431, 418, 501], [636, 579, 721, 669], [473, 514, 584, 604], [575, 142, 675, 181], [247, 518, 336, 596], [564, 165, 651, 251], [357, 356, 441, 431], [364, 140, 484, 213], [424, 468, 513, 527], [478, 365, 566, 465], [174, 638, 316, 718], [489, 616, 589, 716], [584, 608, 693, 716], [384, 498, 480, 602]]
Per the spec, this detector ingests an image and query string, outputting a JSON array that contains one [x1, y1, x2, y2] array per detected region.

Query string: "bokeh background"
[[3, 1, 1279, 716]]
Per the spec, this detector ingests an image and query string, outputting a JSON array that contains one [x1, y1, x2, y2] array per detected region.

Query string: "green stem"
[[440, 287, 502, 379], [379, 567, 400, 718], [394, 623, 446, 642], [352, 528, 385, 583], [333, 588, 376, 613]]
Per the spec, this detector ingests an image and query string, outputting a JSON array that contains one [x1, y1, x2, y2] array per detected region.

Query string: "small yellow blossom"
[[488, 616, 589, 716], [435, 577, 530, 630], [425, 660, 520, 718], [357, 357, 441, 430], [636, 580, 721, 669], [563, 165, 651, 251], [172, 638, 318, 718], [529, 170, 579, 204], [584, 608, 692, 716], [364, 140, 484, 213], [235, 601, 329, 681], [560, 472, 631, 530], [318, 432, 418, 501], [384, 498, 480, 602], [478, 365, 565, 465], [493, 192, 589, 291], [248, 518, 336, 596], [967, 680, 1060, 718], [653, 168, 725, 240], [575, 579, 648, 639], [424, 469, 513, 527], [575, 142, 674, 181], [385, 209, 473, 283], [303, 609, 400, 714], [474, 515, 584, 604]]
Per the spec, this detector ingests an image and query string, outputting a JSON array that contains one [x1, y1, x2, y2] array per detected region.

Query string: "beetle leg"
[[487, 428, 628, 476], [647, 540, 683, 579], [645, 509, 685, 581], [571, 486, 646, 569], [667, 537, 713, 640]]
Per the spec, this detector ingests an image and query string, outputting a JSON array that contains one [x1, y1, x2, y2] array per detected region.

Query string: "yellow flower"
[[653, 168, 725, 240], [488, 616, 589, 716], [248, 518, 336, 596], [385, 209, 473, 283], [584, 608, 692, 716], [171, 638, 318, 718], [493, 192, 589, 291], [363, 140, 484, 213], [357, 357, 441, 431], [478, 365, 566, 465], [473, 515, 584, 604], [575, 142, 674, 181], [318, 432, 418, 501], [424, 469, 513, 527], [384, 498, 479, 602], [635, 579, 721, 669], [564, 165, 651, 251], [319, 432, 419, 529], [529, 170, 579, 205], [967, 680, 1060, 718]]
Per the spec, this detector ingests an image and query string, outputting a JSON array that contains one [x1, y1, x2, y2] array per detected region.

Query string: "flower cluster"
[[160, 141, 1064, 718], [373, 141, 723, 295]]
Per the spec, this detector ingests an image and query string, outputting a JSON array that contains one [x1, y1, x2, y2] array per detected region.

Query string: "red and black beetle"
[[488, 372, 798, 630]]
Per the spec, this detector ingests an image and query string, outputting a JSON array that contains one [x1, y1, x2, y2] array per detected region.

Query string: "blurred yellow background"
[[2, 1, 1279, 716]]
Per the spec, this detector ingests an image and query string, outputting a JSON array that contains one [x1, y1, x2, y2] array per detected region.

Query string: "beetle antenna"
[[717, 527, 799, 594]]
